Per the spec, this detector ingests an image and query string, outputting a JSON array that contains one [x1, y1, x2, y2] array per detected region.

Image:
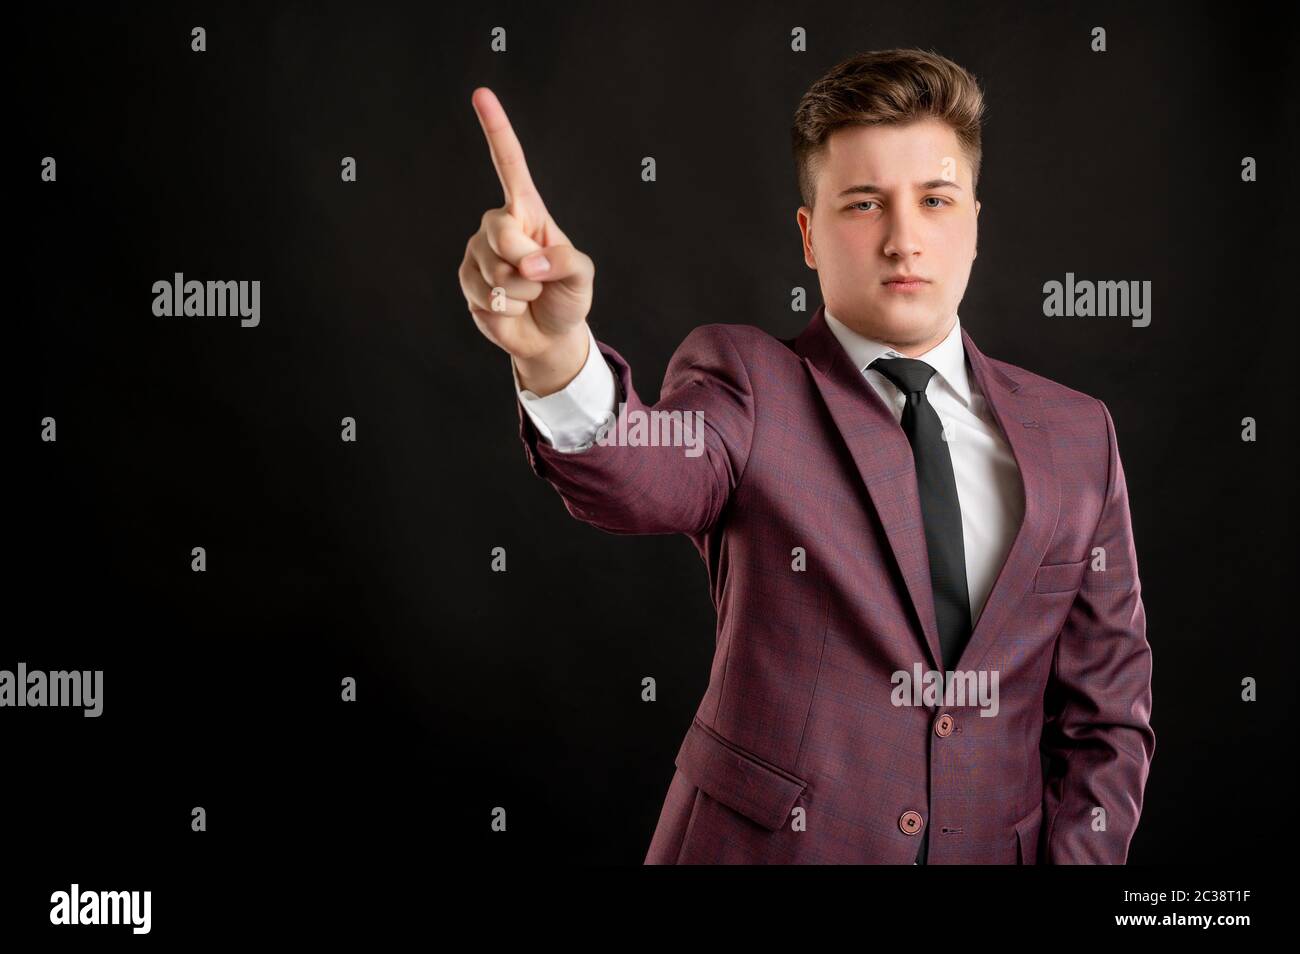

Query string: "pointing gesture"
[[474, 87, 558, 243], [460, 87, 595, 392]]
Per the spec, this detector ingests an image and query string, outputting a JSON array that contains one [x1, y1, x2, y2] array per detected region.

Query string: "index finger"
[[471, 87, 541, 207]]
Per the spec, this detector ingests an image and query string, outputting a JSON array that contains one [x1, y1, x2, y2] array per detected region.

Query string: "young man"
[[459, 49, 1155, 864]]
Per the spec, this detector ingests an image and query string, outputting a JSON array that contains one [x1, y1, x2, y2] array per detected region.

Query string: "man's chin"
[[835, 306, 946, 349]]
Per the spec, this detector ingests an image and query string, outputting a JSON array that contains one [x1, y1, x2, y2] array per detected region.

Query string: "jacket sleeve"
[[1040, 398, 1156, 864], [516, 322, 755, 537]]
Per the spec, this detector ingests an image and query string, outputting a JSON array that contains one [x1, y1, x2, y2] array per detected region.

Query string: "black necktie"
[[869, 356, 973, 868]]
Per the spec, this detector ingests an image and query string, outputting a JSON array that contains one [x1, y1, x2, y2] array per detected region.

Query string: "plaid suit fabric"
[[516, 305, 1155, 864]]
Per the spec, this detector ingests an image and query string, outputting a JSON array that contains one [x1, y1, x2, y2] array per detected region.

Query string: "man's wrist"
[[513, 326, 591, 397]]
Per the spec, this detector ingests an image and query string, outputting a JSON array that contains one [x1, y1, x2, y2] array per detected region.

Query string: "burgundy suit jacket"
[[516, 305, 1156, 864]]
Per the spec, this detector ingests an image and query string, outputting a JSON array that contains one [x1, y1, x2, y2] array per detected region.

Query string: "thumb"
[[519, 244, 593, 290]]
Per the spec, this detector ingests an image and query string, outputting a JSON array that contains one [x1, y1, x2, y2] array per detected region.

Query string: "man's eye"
[[849, 198, 950, 212]]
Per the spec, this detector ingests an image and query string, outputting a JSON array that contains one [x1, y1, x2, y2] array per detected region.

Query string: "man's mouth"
[[883, 276, 930, 292]]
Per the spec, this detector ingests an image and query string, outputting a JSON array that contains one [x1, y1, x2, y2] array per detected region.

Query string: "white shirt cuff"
[[511, 324, 617, 453]]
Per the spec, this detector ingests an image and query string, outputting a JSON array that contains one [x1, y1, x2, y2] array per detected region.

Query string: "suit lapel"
[[796, 305, 945, 671], [957, 326, 1059, 672], [795, 305, 1059, 672]]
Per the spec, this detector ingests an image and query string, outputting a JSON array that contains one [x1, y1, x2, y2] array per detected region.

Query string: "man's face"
[[797, 118, 981, 356]]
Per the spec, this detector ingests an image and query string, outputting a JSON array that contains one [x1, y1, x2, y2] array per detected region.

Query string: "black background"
[[10, 0, 1295, 931]]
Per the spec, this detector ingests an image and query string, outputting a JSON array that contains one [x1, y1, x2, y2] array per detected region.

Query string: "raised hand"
[[460, 87, 595, 392]]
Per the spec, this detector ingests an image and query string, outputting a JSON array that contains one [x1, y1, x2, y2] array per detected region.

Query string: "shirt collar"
[[823, 307, 974, 409]]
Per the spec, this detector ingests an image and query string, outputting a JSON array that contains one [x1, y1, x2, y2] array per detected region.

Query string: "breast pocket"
[[1032, 558, 1089, 595]]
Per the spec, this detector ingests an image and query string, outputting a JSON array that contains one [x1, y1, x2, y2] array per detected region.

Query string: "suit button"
[[899, 810, 924, 835], [935, 713, 954, 737]]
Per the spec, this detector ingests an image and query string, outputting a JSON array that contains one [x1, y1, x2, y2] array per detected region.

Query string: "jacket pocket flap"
[[675, 717, 808, 832], [1033, 558, 1089, 594]]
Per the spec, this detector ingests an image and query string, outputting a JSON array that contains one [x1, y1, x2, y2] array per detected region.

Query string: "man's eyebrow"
[[836, 179, 963, 198]]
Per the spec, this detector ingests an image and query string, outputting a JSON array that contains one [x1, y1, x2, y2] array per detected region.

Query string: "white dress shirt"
[[511, 311, 1023, 625]]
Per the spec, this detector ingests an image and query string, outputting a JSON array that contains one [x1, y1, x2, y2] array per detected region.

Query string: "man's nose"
[[882, 207, 924, 257]]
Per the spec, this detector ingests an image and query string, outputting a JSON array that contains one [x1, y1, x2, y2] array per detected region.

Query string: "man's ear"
[[797, 206, 817, 269], [973, 199, 980, 259]]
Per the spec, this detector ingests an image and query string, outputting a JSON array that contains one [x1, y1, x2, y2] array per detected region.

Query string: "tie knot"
[[869, 356, 937, 395]]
